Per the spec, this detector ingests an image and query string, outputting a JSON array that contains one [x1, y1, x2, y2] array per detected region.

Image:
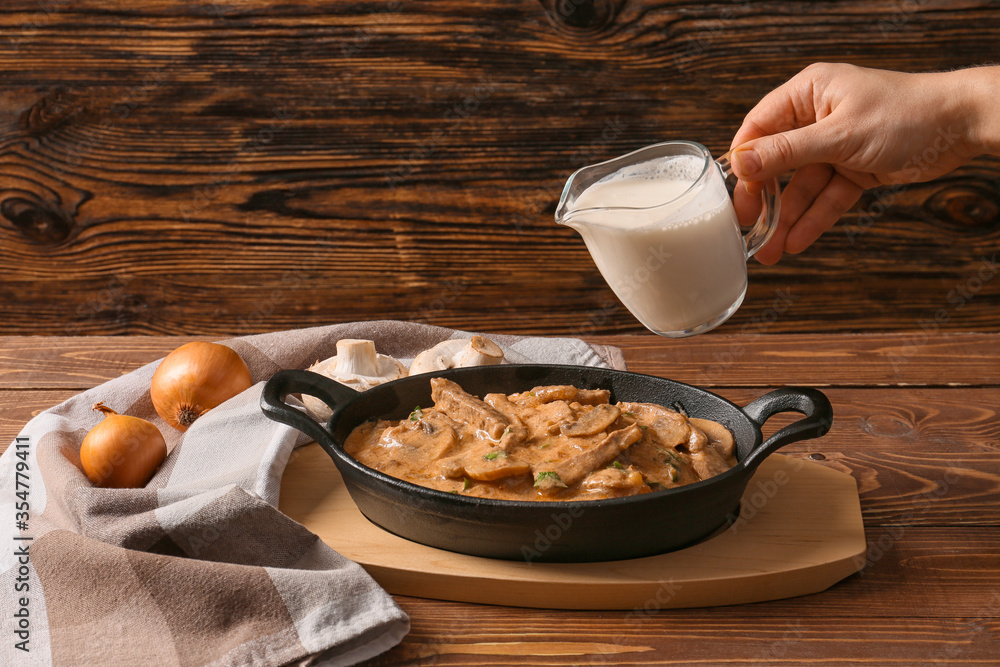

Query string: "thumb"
[[731, 122, 842, 181]]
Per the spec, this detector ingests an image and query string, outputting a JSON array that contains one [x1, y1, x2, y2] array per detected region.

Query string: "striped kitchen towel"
[[0, 320, 624, 666]]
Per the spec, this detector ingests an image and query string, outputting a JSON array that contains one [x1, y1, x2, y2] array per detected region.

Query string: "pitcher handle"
[[716, 150, 782, 258]]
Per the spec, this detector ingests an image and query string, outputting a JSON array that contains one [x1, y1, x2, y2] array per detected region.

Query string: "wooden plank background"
[[1, 0, 999, 337]]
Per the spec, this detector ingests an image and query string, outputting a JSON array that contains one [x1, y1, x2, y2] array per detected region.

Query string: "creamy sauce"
[[345, 378, 737, 501]]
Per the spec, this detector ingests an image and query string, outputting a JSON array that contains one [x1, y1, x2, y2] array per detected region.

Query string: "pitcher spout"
[[554, 163, 598, 228]]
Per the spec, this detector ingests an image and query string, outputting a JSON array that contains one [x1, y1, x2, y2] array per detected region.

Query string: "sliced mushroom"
[[434, 441, 531, 481], [581, 466, 649, 497], [302, 339, 406, 421], [686, 423, 733, 480], [560, 404, 622, 437], [409, 335, 504, 376], [689, 417, 736, 461], [377, 411, 461, 462], [618, 402, 690, 448], [462, 454, 532, 482]]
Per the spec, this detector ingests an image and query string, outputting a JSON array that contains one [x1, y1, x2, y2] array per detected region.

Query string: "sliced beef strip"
[[573, 388, 613, 406], [431, 377, 510, 441], [482, 393, 529, 450], [534, 401, 576, 436], [510, 385, 612, 407], [535, 424, 643, 488], [621, 436, 700, 488], [527, 385, 576, 403]]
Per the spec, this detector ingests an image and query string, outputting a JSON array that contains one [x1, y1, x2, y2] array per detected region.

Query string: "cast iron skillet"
[[261, 364, 832, 563]]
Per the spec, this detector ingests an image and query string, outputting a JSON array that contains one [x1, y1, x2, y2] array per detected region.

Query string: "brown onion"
[[150, 341, 252, 431], [80, 403, 167, 488]]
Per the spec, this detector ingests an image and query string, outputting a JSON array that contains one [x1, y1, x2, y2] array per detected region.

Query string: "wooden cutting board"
[[279, 444, 866, 610]]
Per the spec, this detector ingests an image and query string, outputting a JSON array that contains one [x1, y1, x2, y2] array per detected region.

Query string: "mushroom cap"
[[409, 335, 504, 376], [301, 340, 407, 421]]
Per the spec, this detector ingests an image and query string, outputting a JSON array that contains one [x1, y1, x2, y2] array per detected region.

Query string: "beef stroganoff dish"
[[345, 378, 737, 501]]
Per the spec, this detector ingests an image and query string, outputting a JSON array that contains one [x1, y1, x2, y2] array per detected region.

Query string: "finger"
[[748, 163, 835, 265], [731, 119, 848, 182], [752, 226, 787, 265], [780, 163, 836, 229], [784, 171, 865, 254], [730, 68, 821, 149], [733, 179, 762, 228], [751, 189, 793, 266]]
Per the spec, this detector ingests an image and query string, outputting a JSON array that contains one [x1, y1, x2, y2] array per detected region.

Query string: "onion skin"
[[150, 341, 252, 431], [80, 403, 167, 488]]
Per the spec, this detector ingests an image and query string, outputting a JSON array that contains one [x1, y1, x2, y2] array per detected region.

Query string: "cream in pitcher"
[[556, 141, 781, 337]]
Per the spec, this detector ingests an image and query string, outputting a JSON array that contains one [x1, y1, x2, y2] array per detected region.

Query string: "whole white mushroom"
[[302, 339, 406, 421], [409, 335, 504, 376]]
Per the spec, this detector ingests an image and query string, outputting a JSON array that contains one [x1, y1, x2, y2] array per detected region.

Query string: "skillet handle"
[[260, 369, 361, 454], [740, 387, 833, 471]]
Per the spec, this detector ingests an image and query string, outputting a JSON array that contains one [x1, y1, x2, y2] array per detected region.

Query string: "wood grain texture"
[[1, 332, 997, 664], [2, 332, 999, 389], [591, 332, 1000, 388], [1, 1, 999, 335], [369, 601, 1000, 665]]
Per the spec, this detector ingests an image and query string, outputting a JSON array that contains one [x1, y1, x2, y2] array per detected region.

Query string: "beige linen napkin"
[[0, 321, 624, 667]]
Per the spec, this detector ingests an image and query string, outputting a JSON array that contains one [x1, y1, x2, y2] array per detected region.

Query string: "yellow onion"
[[80, 403, 167, 488], [150, 341, 252, 431]]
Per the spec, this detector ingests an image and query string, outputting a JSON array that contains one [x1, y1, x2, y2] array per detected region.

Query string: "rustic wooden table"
[[2, 331, 997, 665], [2, 2, 999, 338]]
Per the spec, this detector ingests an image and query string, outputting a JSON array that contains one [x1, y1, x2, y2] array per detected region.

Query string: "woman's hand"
[[730, 62, 999, 264]]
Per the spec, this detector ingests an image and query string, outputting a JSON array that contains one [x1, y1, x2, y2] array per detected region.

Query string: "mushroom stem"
[[334, 339, 380, 377], [456, 335, 504, 367]]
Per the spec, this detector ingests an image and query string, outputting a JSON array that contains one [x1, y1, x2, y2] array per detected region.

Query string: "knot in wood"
[[540, 0, 624, 34], [0, 196, 75, 244], [862, 414, 914, 438], [925, 184, 1000, 230], [22, 88, 86, 137]]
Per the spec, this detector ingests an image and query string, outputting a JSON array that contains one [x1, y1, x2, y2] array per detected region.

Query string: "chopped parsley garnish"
[[638, 424, 648, 430], [534, 471, 567, 488], [623, 411, 635, 418], [539, 443, 550, 449], [611, 460, 626, 470], [658, 447, 682, 463], [408, 406, 423, 421], [463, 477, 472, 491], [483, 450, 507, 461]]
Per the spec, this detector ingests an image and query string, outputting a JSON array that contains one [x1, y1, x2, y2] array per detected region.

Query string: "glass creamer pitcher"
[[555, 141, 781, 337]]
